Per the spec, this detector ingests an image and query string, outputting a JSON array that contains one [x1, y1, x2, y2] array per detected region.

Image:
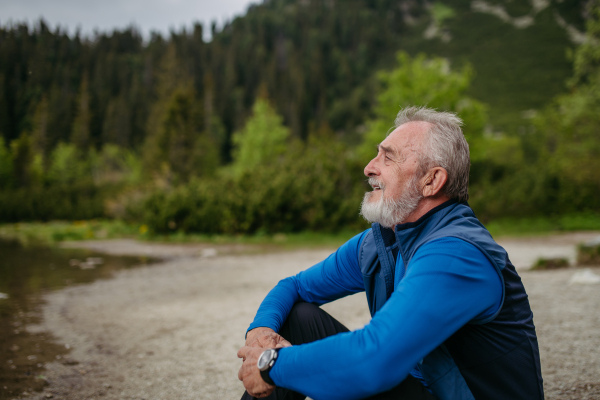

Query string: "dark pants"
[[241, 302, 437, 400]]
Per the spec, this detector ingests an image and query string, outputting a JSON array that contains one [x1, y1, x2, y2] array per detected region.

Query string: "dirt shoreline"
[[21, 233, 600, 399]]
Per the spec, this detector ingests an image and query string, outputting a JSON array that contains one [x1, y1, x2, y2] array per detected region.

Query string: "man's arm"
[[246, 229, 369, 338], [240, 230, 369, 396], [265, 238, 503, 400]]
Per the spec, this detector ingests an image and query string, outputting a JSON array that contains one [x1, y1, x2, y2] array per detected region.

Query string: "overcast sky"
[[0, 0, 258, 40]]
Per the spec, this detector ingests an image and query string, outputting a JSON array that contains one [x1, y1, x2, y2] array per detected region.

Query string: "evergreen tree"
[[10, 133, 34, 187], [0, 137, 13, 188], [30, 96, 50, 156], [103, 94, 132, 147], [71, 75, 92, 150], [230, 98, 290, 178]]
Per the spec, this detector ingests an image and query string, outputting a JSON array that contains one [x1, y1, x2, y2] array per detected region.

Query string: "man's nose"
[[364, 158, 379, 177]]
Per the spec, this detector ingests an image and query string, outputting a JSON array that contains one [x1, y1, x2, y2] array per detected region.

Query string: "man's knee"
[[282, 302, 349, 345], [287, 301, 321, 324]]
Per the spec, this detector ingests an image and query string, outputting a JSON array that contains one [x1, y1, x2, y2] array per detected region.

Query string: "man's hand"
[[245, 327, 291, 349], [238, 346, 275, 398]]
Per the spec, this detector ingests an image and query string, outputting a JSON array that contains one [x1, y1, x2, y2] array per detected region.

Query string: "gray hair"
[[394, 106, 470, 202]]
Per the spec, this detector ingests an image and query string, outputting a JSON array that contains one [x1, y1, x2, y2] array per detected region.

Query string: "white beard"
[[360, 176, 423, 228]]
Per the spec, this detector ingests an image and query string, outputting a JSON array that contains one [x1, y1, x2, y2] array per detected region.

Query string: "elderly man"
[[237, 107, 544, 400]]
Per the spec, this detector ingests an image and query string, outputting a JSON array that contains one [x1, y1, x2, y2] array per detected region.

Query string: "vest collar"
[[391, 199, 469, 265], [394, 199, 459, 232]]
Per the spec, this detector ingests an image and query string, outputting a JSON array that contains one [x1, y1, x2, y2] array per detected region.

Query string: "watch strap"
[[259, 348, 279, 386], [260, 367, 276, 386]]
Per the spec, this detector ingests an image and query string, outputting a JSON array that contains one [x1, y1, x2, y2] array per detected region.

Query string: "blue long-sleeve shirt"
[[247, 230, 502, 400]]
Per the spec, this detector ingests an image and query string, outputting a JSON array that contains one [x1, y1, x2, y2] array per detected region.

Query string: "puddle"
[[0, 238, 156, 398]]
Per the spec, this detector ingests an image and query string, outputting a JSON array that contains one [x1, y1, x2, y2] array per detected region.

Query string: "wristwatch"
[[257, 348, 279, 386]]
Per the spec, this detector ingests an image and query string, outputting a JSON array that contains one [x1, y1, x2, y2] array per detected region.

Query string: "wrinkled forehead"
[[382, 121, 432, 155]]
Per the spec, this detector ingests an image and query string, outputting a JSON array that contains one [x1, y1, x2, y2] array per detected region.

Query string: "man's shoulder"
[[421, 207, 509, 271], [330, 228, 372, 265]]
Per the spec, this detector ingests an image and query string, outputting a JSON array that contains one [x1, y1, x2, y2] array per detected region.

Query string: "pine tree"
[[30, 96, 50, 156], [230, 97, 290, 178], [0, 137, 14, 188], [71, 75, 92, 150], [103, 94, 131, 147]]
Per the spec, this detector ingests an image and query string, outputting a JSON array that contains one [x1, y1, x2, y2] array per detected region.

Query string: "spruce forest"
[[1, 0, 599, 235]]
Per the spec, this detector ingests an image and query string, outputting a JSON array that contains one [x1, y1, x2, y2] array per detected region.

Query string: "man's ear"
[[421, 167, 448, 198]]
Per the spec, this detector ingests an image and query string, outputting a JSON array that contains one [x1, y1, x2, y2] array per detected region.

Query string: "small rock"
[[569, 269, 600, 285], [45, 394, 53, 398], [201, 248, 218, 258], [86, 257, 104, 265], [79, 262, 96, 269], [0, 292, 8, 300], [584, 236, 600, 247], [69, 259, 81, 267]]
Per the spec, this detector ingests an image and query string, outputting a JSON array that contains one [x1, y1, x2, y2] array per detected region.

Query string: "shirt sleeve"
[[247, 230, 369, 335], [269, 237, 503, 400]]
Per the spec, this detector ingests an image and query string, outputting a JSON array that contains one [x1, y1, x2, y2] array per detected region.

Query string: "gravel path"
[[24, 233, 600, 400]]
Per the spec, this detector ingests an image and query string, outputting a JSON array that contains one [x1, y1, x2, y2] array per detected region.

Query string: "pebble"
[[569, 269, 600, 285], [201, 248, 218, 258]]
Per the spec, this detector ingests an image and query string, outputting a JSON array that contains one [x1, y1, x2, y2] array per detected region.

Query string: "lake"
[[0, 238, 153, 398]]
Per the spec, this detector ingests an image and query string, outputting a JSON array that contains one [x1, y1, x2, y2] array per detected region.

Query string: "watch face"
[[257, 350, 272, 371]]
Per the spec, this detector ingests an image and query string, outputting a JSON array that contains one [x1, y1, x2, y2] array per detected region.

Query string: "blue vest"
[[358, 200, 544, 400]]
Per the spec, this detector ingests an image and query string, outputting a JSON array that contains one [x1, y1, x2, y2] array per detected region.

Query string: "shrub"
[[577, 241, 600, 266], [133, 137, 368, 235], [531, 257, 570, 271], [0, 183, 106, 222]]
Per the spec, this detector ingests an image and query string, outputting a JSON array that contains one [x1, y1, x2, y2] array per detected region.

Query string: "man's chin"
[[364, 190, 382, 202], [360, 193, 384, 225]]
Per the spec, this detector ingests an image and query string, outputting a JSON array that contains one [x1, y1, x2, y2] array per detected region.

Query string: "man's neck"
[[400, 195, 451, 225]]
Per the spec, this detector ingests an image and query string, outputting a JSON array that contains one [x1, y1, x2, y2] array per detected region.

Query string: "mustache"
[[367, 177, 385, 190]]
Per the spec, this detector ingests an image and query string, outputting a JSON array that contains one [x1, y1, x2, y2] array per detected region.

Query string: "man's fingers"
[[237, 346, 250, 359]]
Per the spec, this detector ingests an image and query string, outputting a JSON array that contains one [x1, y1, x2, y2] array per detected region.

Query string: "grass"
[[2, 213, 599, 250], [0, 220, 141, 246], [485, 213, 600, 238], [0, 219, 357, 250]]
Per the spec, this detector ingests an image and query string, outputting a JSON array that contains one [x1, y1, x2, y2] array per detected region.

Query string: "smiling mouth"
[[368, 178, 384, 191]]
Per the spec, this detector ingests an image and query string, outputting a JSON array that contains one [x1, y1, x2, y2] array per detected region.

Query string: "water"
[[0, 238, 154, 398]]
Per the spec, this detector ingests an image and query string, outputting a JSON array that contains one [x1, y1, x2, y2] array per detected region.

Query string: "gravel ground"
[[21, 233, 600, 400]]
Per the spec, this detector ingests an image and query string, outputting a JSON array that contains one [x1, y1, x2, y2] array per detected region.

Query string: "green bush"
[[531, 257, 570, 270], [0, 183, 106, 222], [133, 137, 368, 235], [577, 242, 600, 266]]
